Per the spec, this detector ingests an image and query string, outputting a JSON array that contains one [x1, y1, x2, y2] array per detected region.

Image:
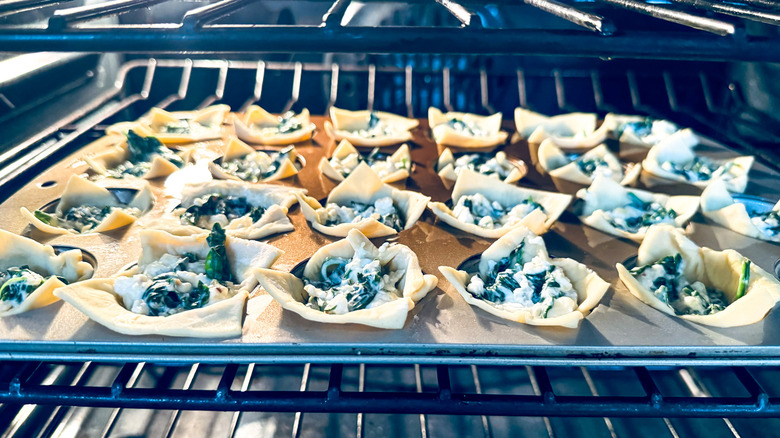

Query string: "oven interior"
[[1, 1, 780, 437]]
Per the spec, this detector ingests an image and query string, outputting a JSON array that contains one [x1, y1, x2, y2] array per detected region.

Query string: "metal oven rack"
[[1, 0, 780, 60]]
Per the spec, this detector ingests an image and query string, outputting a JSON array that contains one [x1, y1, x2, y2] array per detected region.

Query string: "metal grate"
[[1, 361, 780, 437], [0, 0, 780, 60]]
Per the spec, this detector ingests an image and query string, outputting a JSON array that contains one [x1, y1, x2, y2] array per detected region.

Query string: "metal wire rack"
[[1, 361, 780, 437], [1, 0, 780, 60]]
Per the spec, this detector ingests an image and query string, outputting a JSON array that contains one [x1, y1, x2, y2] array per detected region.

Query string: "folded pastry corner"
[[54, 225, 282, 337], [641, 129, 753, 193], [428, 107, 508, 149], [575, 173, 697, 242], [233, 106, 316, 145], [439, 226, 609, 328], [299, 162, 429, 238], [21, 175, 153, 235], [538, 141, 640, 186], [0, 230, 93, 317], [209, 137, 301, 183], [319, 140, 411, 184], [700, 178, 780, 242], [324, 107, 418, 147], [255, 228, 437, 329], [601, 113, 684, 148], [616, 224, 780, 327], [428, 169, 571, 238]]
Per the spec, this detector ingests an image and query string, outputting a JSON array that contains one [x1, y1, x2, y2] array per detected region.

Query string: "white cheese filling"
[[113, 253, 235, 317], [750, 211, 780, 238], [451, 193, 544, 229], [451, 152, 513, 179], [320, 196, 403, 230], [303, 242, 404, 314]]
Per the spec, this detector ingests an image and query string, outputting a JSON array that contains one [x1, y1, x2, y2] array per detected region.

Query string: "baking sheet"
[[1, 115, 779, 365]]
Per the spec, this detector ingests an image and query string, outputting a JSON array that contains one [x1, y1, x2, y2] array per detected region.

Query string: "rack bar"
[[3, 27, 780, 60], [0, 0, 73, 17], [668, 0, 780, 26], [48, 0, 171, 29], [523, 0, 615, 35], [596, 0, 735, 36], [182, 0, 256, 30]]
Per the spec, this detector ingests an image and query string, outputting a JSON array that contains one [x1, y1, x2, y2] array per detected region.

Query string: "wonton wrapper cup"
[[515, 108, 608, 150], [135, 104, 230, 144], [427, 169, 572, 238], [233, 106, 316, 145], [439, 227, 609, 328], [54, 229, 282, 338], [255, 229, 438, 329], [436, 148, 526, 186], [319, 140, 411, 184], [538, 141, 641, 192], [208, 137, 302, 183], [0, 230, 93, 317], [324, 107, 418, 147], [641, 129, 754, 194], [299, 162, 429, 238], [700, 179, 780, 243], [616, 225, 780, 327], [428, 107, 509, 149], [84, 131, 185, 180], [576, 174, 698, 243], [155, 179, 303, 240], [21, 175, 154, 236]]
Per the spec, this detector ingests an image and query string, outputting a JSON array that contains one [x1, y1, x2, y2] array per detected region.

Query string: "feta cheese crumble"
[[451, 193, 545, 230], [321, 196, 404, 231], [219, 146, 296, 183]]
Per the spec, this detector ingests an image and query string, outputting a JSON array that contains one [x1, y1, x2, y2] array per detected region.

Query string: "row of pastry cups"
[[11, 217, 777, 338], [535, 124, 754, 196], [19, 157, 779, 247], [110, 103, 682, 152]]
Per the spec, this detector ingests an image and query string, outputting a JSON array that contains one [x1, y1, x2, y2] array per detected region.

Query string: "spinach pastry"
[[439, 227, 609, 328], [209, 137, 302, 183], [428, 107, 508, 149], [324, 107, 418, 147], [54, 225, 281, 337], [299, 162, 429, 238], [616, 225, 780, 327], [0, 230, 93, 317], [233, 106, 316, 146], [255, 229, 437, 329], [21, 175, 153, 235]]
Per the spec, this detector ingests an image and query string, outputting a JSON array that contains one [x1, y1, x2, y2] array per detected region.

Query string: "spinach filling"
[[605, 192, 678, 233], [451, 153, 509, 178], [0, 266, 52, 305], [465, 239, 576, 318], [107, 130, 185, 178], [350, 112, 394, 138], [322, 198, 405, 231], [616, 119, 654, 139], [137, 224, 232, 317], [220, 145, 296, 182], [750, 210, 780, 237], [446, 118, 483, 137], [575, 157, 609, 177], [33, 205, 141, 234], [162, 118, 214, 135], [275, 111, 303, 134], [180, 194, 266, 228], [303, 250, 400, 315], [630, 254, 728, 316], [660, 156, 733, 183], [453, 194, 545, 229]]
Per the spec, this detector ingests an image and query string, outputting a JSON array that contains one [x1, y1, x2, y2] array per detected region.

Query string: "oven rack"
[[1, 57, 775, 200], [1, 361, 780, 437], [1, 0, 780, 61]]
